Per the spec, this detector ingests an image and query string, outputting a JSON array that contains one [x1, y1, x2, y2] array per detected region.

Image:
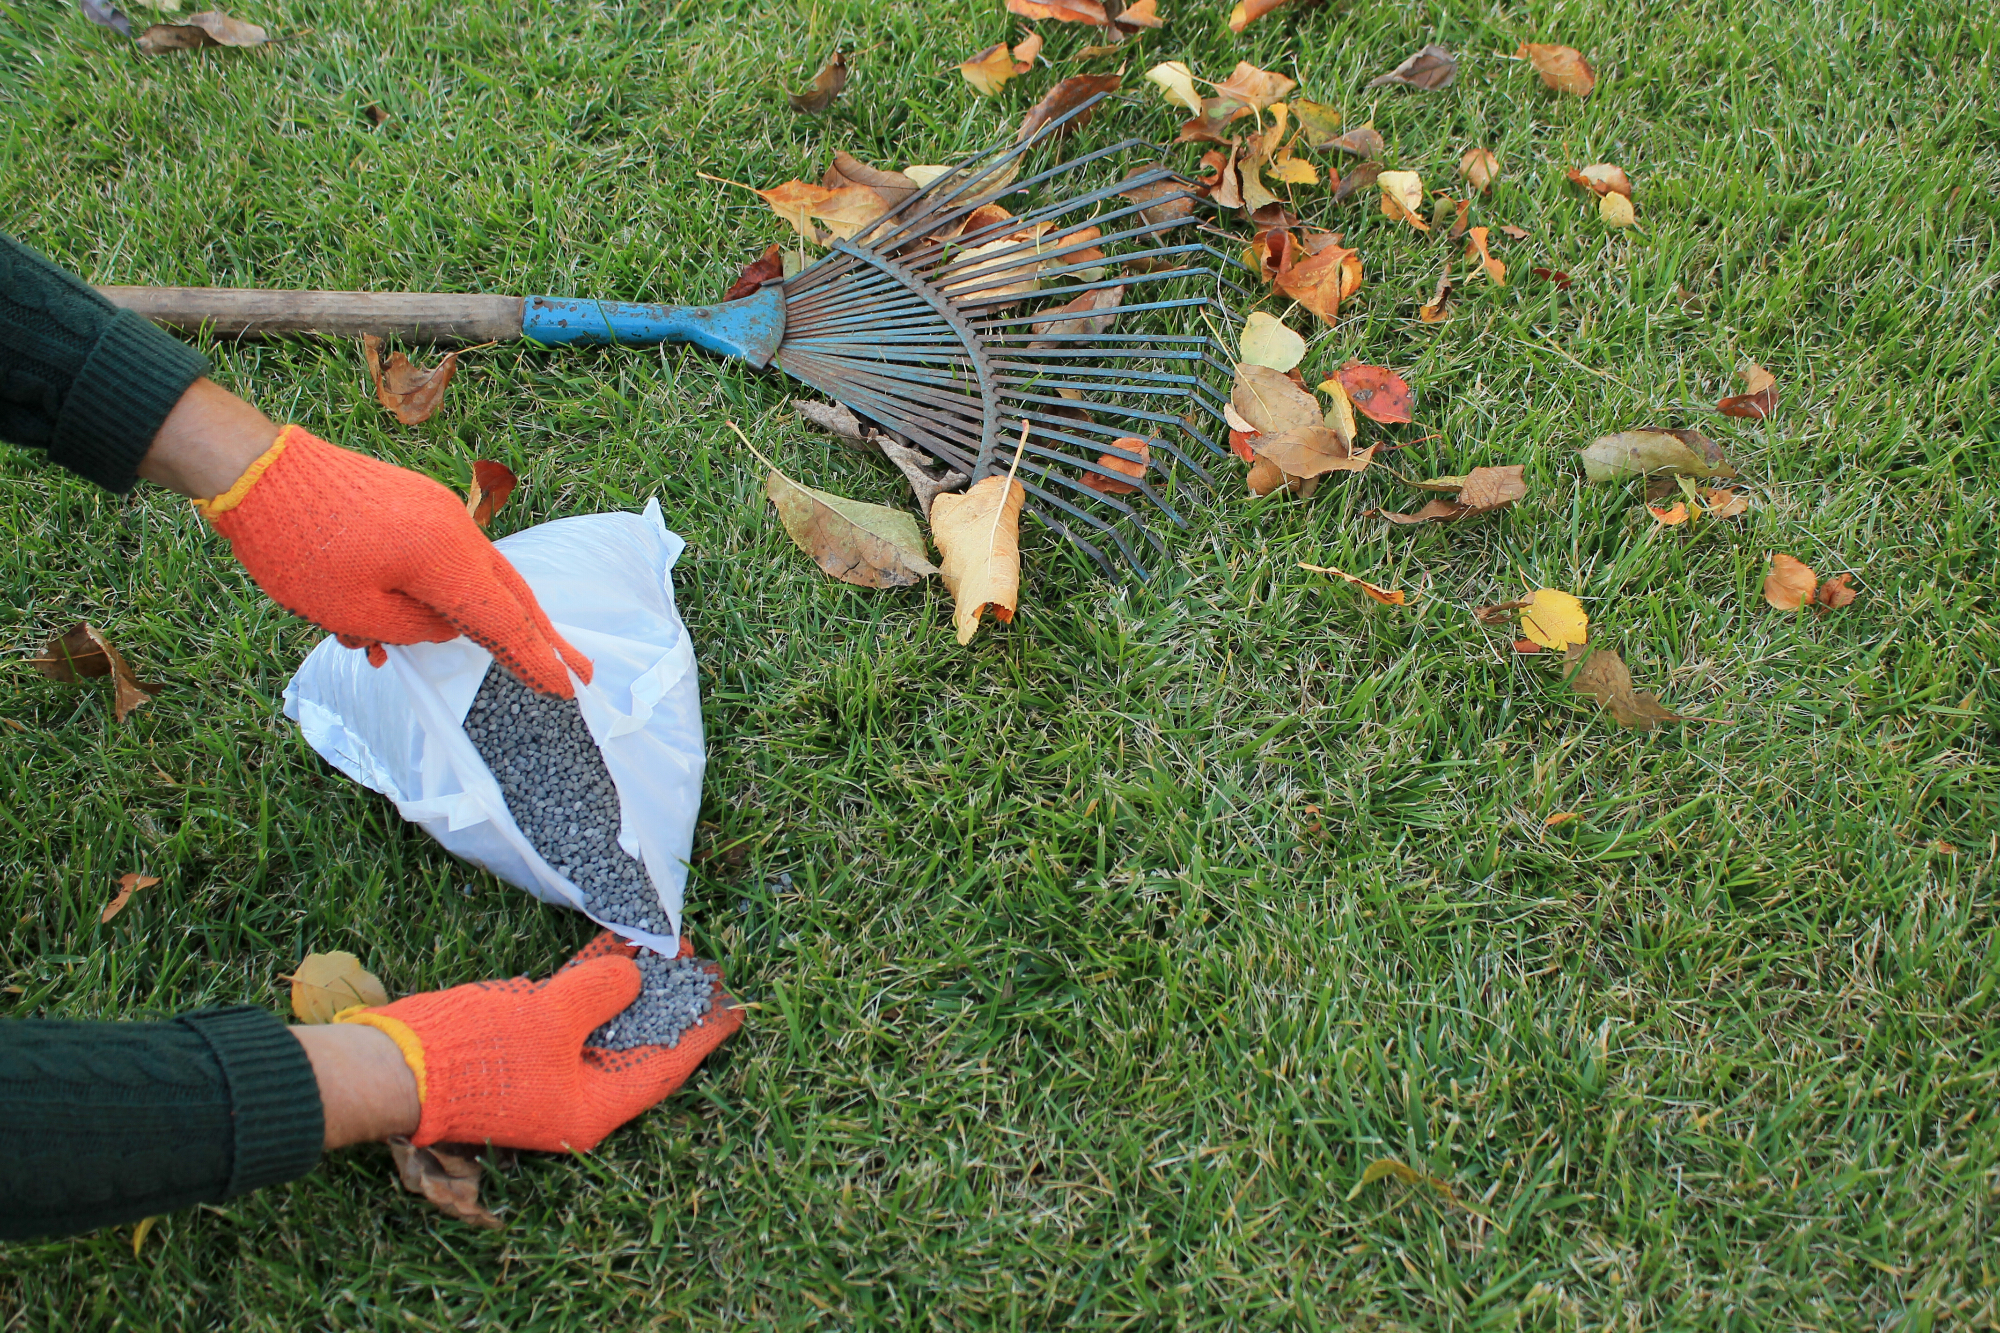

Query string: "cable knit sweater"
[[0, 231, 208, 491]]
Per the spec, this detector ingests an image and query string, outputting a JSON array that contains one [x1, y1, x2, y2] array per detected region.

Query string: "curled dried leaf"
[[1299, 563, 1407, 605], [1081, 438, 1150, 495], [1816, 573, 1859, 608], [30, 622, 163, 722], [1007, 0, 1108, 21], [1378, 171, 1429, 231], [787, 51, 848, 114], [1718, 363, 1777, 419], [1274, 233, 1362, 323], [932, 475, 1026, 645], [724, 244, 784, 302], [135, 9, 268, 52], [1017, 73, 1122, 142], [1567, 163, 1633, 198], [389, 1139, 505, 1230], [1564, 643, 1682, 729], [363, 336, 458, 425], [1213, 61, 1297, 111], [1379, 464, 1525, 524], [1144, 60, 1203, 113], [1328, 126, 1384, 159], [1580, 429, 1735, 482], [1367, 44, 1456, 90], [464, 461, 518, 529], [101, 873, 160, 924]]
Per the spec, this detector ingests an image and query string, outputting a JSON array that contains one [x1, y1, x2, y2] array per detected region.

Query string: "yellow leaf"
[[1319, 375, 1358, 443], [1520, 589, 1588, 650], [289, 950, 390, 1023], [1144, 60, 1203, 113], [1266, 147, 1319, 185], [931, 475, 1026, 645], [132, 1216, 157, 1257], [1239, 311, 1306, 371], [1600, 191, 1636, 227], [958, 43, 1019, 96], [1377, 170, 1430, 231], [1544, 811, 1580, 826]]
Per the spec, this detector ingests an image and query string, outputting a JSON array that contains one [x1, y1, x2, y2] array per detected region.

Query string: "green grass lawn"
[[3, 0, 1998, 1325]]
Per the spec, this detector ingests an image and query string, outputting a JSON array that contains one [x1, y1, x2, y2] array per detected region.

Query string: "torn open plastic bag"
[[282, 498, 703, 955]]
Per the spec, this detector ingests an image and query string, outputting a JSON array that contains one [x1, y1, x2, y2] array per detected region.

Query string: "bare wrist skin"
[[135, 377, 279, 499], [292, 1023, 422, 1150]]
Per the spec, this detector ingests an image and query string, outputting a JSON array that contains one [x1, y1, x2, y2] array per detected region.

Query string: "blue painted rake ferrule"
[[518, 284, 786, 368]]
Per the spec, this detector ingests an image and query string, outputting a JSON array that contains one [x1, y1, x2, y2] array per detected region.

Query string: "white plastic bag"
[[281, 499, 703, 955]]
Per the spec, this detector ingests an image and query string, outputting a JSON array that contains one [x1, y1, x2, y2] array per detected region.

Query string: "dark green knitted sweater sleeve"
[[0, 1006, 324, 1241], [0, 232, 209, 492]]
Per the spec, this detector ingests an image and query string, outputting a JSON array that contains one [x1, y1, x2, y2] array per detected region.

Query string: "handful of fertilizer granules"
[[462, 663, 669, 937], [587, 947, 719, 1050]]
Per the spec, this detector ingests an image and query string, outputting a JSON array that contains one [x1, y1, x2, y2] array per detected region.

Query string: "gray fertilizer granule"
[[461, 663, 666, 936], [585, 946, 718, 1050]]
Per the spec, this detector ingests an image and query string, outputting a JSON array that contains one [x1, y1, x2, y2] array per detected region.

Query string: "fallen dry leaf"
[[932, 474, 1026, 645], [389, 1139, 504, 1230], [787, 51, 848, 114], [1544, 811, 1581, 826], [1018, 73, 1122, 141], [1007, 0, 1108, 21], [1144, 60, 1203, 113], [1240, 311, 1306, 371], [31, 622, 163, 723], [1474, 598, 1532, 626], [1176, 98, 1254, 144], [101, 872, 160, 924], [1321, 374, 1358, 443], [1214, 61, 1296, 111], [1336, 362, 1413, 424], [464, 461, 517, 529], [1288, 98, 1343, 149], [1030, 285, 1124, 348], [290, 950, 390, 1023], [1118, 171, 1200, 230], [1082, 438, 1151, 495], [1346, 1158, 1493, 1223], [1519, 589, 1588, 651], [1418, 270, 1452, 322], [1232, 363, 1321, 436], [1377, 171, 1430, 231], [1532, 266, 1573, 288], [795, 399, 870, 445], [1380, 464, 1525, 524], [363, 336, 458, 426], [1368, 44, 1456, 90], [723, 243, 784, 301], [1517, 42, 1595, 96], [1112, 0, 1163, 29], [959, 34, 1041, 95], [1816, 573, 1859, 608], [876, 435, 969, 521], [1564, 643, 1681, 729], [766, 467, 938, 588], [1701, 487, 1750, 518], [1647, 501, 1689, 526], [130, 1216, 156, 1257], [1458, 148, 1500, 192], [1600, 191, 1637, 227], [135, 9, 268, 52], [821, 152, 921, 209], [1763, 553, 1817, 610], [1513, 638, 1543, 654], [1254, 425, 1374, 479], [1299, 562, 1407, 605], [1581, 428, 1736, 482], [1328, 126, 1385, 159], [753, 180, 898, 243], [1463, 226, 1505, 285], [1718, 362, 1778, 419], [1227, 0, 1312, 31], [1568, 164, 1632, 198], [1274, 233, 1362, 323], [1501, 224, 1530, 239]]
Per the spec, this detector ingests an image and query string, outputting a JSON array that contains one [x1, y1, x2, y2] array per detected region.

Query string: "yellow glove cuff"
[[333, 1005, 430, 1104], [192, 426, 297, 520]]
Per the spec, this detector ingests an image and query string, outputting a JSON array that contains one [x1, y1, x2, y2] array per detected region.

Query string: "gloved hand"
[[196, 424, 591, 697], [334, 932, 740, 1151]]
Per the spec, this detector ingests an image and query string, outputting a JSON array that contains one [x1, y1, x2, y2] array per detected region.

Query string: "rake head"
[[767, 93, 1245, 580]]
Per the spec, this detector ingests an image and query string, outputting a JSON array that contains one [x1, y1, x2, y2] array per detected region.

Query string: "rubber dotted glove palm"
[[196, 425, 592, 697], [335, 933, 741, 1151]]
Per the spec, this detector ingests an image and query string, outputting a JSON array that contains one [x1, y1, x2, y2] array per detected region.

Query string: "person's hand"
[[333, 933, 741, 1152], [195, 423, 591, 697]]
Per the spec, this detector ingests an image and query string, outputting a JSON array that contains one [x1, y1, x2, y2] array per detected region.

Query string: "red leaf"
[[466, 461, 518, 528], [724, 244, 784, 302], [1532, 267, 1573, 289], [1335, 362, 1413, 424]]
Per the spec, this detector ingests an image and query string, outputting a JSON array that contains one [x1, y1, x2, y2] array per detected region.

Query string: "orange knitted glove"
[[335, 933, 741, 1151], [197, 425, 591, 697]]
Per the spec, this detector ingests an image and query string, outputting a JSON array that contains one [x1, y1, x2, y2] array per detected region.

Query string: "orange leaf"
[[1081, 438, 1150, 495], [1335, 362, 1413, 424], [1006, 0, 1108, 20], [363, 336, 459, 426], [1815, 573, 1859, 608], [959, 42, 1021, 96], [1718, 362, 1777, 419], [1299, 562, 1407, 605], [1113, 0, 1163, 28], [1646, 502, 1689, 526], [101, 872, 160, 924], [1458, 148, 1500, 192], [1274, 234, 1362, 323], [465, 461, 518, 529], [1213, 61, 1296, 111], [1763, 553, 1817, 610], [1513, 639, 1542, 654], [1517, 42, 1595, 95], [1463, 226, 1505, 285], [1543, 811, 1580, 827], [1227, 0, 1305, 31], [1533, 266, 1573, 289], [1566, 164, 1632, 197]]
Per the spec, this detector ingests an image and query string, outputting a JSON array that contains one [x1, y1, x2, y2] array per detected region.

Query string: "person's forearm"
[[291, 1023, 421, 1149], [135, 376, 276, 499]]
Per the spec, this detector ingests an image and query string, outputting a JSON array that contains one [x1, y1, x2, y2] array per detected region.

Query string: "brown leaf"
[[362, 336, 458, 426], [1254, 426, 1375, 478], [1119, 172, 1199, 230], [931, 474, 1026, 645], [820, 152, 919, 209], [1418, 270, 1452, 322], [1566, 163, 1632, 197], [364, 105, 391, 127], [1563, 644, 1681, 729], [1816, 573, 1859, 608], [1763, 553, 1817, 610], [1328, 126, 1385, 158], [1231, 363, 1321, 436], [1517, 42, 1595, 96], [1513, 638, 1543, 654], [1299, 563, 1407, 605], [101, 873, 160, 924], [1367, 44, 1456, 90], [388, 1139, 504, 1230], [1336, 362, 1413, 424], [787, 51, 848, 113], [1463, 226, 1505, 285], [1532, 266, 1573, 288], [1458, 148, 1500, 192], [1029, 286, 1124, 349], [289, 951, 390, 1023], [1176, 98, 1254, 144], [1017, 73, 1122, 142], [1007, 0, 1108, 20], [1474, 598, 1533, 626], [1274, 234, 1362, 323], [766, 467, 939, 588], [723, 243, 784, 302], [31, 623, 163, 723], [1379, 464, 1525, 524], [134, 9, 268, 52], [1331, 160, 1381, 203], [1718, 362, 1777, 419], [1213, 61, 1296, 111], [1082, 438, 1151, 495], [1245, 454, 1318, 499], [795, 399, 870, 445], [1501, 224, 1530, 239], [875, 434, 968, 521], [464, 461, 517, 529]]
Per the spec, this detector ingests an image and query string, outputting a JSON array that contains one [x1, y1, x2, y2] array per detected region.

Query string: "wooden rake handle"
[[96, 286, 527, 343]]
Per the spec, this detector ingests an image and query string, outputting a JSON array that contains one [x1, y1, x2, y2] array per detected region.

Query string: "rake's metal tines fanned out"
[[98, 91, 1243, 577]]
